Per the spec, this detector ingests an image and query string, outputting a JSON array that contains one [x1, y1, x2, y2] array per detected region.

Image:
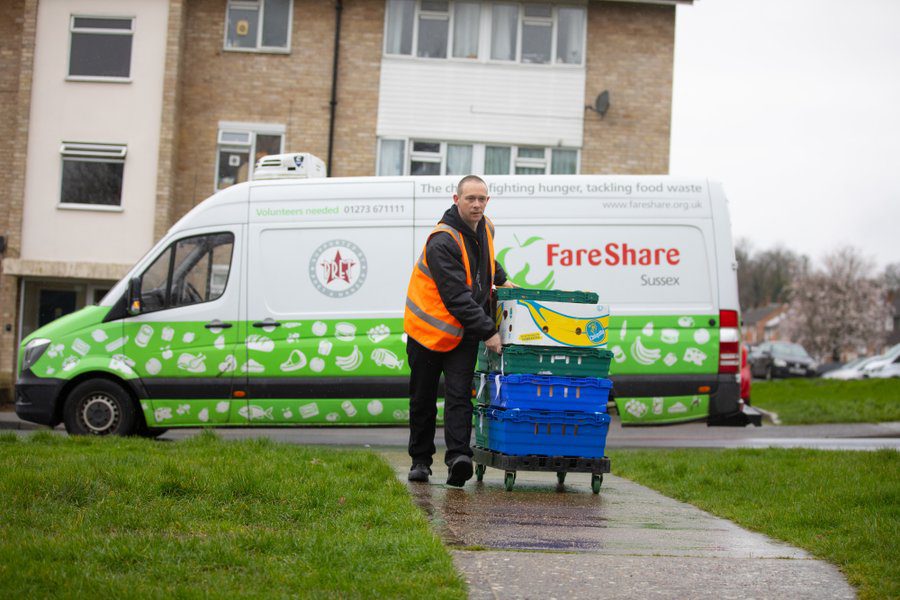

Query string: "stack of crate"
[[473, 288, 614, 459]]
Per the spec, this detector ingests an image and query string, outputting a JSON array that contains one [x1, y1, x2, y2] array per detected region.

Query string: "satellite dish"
[[593, 91, 610, 118]]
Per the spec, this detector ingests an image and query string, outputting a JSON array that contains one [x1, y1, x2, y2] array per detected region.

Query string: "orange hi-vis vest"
[[404, 218, 496, 352]]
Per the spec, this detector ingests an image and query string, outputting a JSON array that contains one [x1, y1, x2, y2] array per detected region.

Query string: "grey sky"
[[669, 0, 900, 270]]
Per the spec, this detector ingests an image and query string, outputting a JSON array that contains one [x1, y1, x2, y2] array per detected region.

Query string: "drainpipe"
[[326, 0, 343, 177]]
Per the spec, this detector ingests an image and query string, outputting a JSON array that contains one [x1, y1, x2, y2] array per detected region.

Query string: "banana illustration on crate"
[[517, 300, 609, 347]]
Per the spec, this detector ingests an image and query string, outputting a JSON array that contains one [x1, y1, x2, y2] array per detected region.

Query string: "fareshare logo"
[[309, 240, 368, 298], [495, 235, 556, 290]]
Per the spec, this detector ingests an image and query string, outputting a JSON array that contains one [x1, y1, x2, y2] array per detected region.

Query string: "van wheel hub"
[[81, 394, 120, 433]]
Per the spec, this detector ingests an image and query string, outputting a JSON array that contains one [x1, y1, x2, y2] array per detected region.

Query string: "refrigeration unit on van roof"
[[253, 153, 326, 180]]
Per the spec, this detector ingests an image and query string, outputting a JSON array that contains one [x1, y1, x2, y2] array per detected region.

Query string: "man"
[[403, 175, 513, 487]]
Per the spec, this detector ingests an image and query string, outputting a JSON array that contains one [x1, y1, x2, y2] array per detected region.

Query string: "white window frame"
[[223, 0, 293, 54], [376, 137, 579, 175], [66, 15, 135, 83], [58, 142, 128, 212], [214, 122, 285, 191], [383, 1, 586, 67]]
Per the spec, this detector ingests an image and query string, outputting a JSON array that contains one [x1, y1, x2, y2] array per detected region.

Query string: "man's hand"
[[499, 280, 516, 288], [485, 333, 502, 355]]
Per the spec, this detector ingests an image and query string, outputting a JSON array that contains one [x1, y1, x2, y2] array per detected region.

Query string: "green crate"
[[474, 405, 490, 448], [477, 344, 613, 378], [494, 288, 600, 304]]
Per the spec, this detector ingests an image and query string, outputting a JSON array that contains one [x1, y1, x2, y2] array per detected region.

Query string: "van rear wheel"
[[63, 379, 137, 436]]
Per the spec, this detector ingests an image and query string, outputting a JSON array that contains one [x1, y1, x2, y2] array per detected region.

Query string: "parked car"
[[749, 341, 818, 380], [860, 343, 900, 377], [821, 355, 882, 380], [867, 355, 900, 379], [740, 344, 752, 404]]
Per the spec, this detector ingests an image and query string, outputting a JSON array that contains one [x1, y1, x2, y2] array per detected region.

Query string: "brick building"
[[0, 0, 689, 400]]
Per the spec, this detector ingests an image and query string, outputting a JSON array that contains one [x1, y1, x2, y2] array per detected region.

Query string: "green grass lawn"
[[752, 377, 900, 424], [0, 431, 465, 599], [612, 448, 900, 600]]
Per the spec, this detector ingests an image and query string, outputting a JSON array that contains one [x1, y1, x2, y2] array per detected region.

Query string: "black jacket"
[[426, 206, 508, 342]]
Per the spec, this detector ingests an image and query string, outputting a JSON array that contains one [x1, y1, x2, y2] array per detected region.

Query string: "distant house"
[[741, 304, 788, 345]]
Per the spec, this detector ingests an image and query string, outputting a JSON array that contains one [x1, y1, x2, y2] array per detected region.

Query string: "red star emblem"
[[321, 250, 356, 284]]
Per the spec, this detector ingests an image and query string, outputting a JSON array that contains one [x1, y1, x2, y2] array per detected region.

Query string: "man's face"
[[454, 181, 490, 231]]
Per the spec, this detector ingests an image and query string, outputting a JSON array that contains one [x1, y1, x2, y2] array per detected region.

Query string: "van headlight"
[[22, 338, 51, 372], [773, 358, 787, 367]]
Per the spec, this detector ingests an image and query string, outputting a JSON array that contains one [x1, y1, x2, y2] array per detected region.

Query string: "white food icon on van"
[[312, 321, 327, 337], [46, 367, 55, 375], [238, 405, 274, 420], [678, 316, 694, 328], [317, 340, 332, 356], [161, 345, 173, 360], [611, 345, 626, 363], [287, 333, 300, 344], [367, 399, 383, 415], [214, 335, 225, 350], [215, 401, 230, 413], [182, 332, 195, 343], [135, 325, 154, 348], [162, 326, 175, 341], [198, 408, 209, 422], [641, 322, 654, 337], [309, 357, 325, 372], [663, 352, 677, 367], [48, 343, 64, 358], [619, 320, 627, 341], [668, 401, 688, 414], [154, 407, 172, 421], [282, 408, 293, 419], [241, 359, 264, 373], [218, 354, 237, 373], [334, 322, 356, 342], [109, 354, 135, 376], [105, 336, 128, 352], [62, 356, 79, 372], [631, 337, 661, 366], [326, 412, 339, 422], [145, 358, 162, 375], [341, 400, 357, 417], [693, 328, 710, 345], [246, 335, 274, 352], [683, 347, 707, 366], [660, 328, 679, 344], [72, 338, 90, 356], [284, 322, 302, 329], [176, 403, 190, 415], [335, 346, 362, 371], [371, 348, 404, 370], [625, 399, 647, 418], [299, 402, 319, 418], [177, 353, 206, 373], [280, 349, 307, 372], [91, 329, 108, 342], [367, 324, 390, 344]]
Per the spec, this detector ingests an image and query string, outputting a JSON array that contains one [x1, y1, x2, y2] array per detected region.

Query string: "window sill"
[[222, 46, 291, 55], [382, 54, 585, 69], [66, 75, 132, 84], [58, 203, 124, 213]]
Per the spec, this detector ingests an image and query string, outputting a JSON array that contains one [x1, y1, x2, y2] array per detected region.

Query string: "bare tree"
[[780, 247, 891, 361], [735, 239, 806, 311]]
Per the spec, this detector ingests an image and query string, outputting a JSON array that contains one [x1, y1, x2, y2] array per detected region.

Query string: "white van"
[[15, 154, 760, 435]]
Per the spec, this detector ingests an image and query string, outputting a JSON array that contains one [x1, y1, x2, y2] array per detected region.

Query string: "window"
[[225, 0, 292, 52], [215, 123, 284, 190], [68, 16, 134, 80], [386, 1, 585, 65], [59, 143, 127, 208], [139, 233, 235, 313], [378, 138, 577, 175]]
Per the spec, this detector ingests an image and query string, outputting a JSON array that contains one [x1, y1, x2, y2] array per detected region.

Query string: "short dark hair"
[[456, 175, 487, 197]]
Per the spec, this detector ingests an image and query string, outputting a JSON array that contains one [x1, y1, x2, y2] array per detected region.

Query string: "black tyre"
[[63, 379, 137, 436]]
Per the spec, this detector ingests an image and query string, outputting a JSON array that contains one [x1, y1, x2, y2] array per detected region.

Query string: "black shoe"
[[408, 463, 431, 482], [446, 455, 473, 487]]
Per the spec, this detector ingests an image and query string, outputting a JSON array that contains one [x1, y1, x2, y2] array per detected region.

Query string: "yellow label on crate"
[[519, 332, 543, 342]]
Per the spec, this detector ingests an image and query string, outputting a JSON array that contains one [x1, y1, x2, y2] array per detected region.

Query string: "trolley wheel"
[[591, 474, 603, 494], [556, 471, 567, 485], [475, 463, 485, 482], [504, 471, 516, 491]]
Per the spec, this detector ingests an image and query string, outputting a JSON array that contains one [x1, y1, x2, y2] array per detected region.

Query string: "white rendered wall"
[[377, 57, 586, 147], [20, 0, 168, 265]]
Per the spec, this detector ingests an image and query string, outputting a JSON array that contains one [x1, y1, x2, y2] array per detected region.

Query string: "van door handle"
[[252, 319, 282, 328], [204, 320, 233, 329]]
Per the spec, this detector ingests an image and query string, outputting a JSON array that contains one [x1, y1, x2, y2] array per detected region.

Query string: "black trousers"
[[407, 336, 478, 468]]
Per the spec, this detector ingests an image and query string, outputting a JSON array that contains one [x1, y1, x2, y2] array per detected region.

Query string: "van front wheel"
[[63, 379, 136, 436]]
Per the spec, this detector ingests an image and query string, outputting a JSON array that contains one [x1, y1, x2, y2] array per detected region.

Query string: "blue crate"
[[487, 373, 611, 413], [475, 407, 611, 458]]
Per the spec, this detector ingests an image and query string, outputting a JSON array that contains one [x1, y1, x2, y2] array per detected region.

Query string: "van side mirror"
[[127, 276, 142, 315]]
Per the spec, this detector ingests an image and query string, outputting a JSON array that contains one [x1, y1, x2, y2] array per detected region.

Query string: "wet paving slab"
[[379, 449, 856, 599]]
